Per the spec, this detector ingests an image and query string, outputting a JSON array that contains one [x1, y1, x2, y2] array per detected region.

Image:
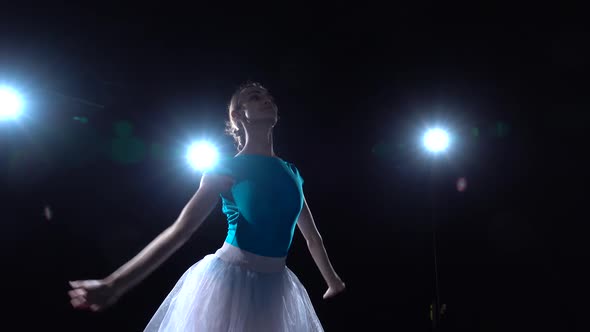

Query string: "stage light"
[[0, 86, 24, 120], [423, 128, 450, 153], [418, 126, 454, 327], [186, 141, 218, 172]]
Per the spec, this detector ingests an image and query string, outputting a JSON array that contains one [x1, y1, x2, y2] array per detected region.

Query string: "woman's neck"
[[240, 127, 275, 156]]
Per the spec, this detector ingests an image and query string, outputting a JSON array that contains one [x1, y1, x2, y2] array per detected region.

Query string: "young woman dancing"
[[68, 82, 345, 331]]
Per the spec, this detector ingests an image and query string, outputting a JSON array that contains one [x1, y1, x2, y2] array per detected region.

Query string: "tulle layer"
[[144, 243, 324, 332]]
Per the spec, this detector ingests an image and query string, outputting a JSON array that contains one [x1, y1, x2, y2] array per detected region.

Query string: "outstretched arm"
[[68, 173, 233, 311], [297, 195, 345, 299], [105, 174, 229, 291]]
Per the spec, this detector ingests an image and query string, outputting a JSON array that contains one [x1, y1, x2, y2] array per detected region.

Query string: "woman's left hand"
[[323, 279, 346, 300]]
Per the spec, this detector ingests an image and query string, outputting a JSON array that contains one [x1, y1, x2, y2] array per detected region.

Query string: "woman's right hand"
[[68, 279, 122, 312]]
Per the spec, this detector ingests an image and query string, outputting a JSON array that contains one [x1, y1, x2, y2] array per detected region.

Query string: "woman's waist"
[[214, 242, 287, 273]]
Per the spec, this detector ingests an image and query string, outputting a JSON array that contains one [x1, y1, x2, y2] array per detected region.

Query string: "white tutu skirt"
[[144, 242, 324, 332]]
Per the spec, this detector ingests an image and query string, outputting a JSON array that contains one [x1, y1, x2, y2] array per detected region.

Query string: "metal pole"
[[430, 166, 441, 330]]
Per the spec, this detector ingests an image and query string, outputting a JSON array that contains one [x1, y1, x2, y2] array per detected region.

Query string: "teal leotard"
[[205, 154, 305, 257]]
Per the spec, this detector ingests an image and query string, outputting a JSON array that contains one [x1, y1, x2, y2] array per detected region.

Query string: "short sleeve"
[[288, 163, 304, 186]]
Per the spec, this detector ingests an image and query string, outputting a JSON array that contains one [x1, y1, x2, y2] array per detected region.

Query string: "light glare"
[[187, 141, 218, 171], [423, 128, 450, 153], [0, 86, 24, 120]]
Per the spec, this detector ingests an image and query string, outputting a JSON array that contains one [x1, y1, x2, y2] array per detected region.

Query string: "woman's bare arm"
[[297, 195, 344, 290], [104, 173, 233, 295]]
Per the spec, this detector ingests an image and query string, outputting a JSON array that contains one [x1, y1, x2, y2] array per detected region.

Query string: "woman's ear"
[[230, 110, 242, 120]]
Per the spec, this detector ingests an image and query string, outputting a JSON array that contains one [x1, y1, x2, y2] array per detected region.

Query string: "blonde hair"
[[225, 82, 268, 151]]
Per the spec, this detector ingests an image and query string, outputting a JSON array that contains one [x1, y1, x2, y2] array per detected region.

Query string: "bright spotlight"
[[423, 128, 450, 153], [187, 141, 218, 171], [0, 86, 24, 120]]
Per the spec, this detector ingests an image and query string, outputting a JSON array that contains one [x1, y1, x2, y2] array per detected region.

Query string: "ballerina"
[[68, 82, 345, 331]]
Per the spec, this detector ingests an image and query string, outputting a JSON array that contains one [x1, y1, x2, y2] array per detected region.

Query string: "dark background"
[[1, 2, 588, 331]]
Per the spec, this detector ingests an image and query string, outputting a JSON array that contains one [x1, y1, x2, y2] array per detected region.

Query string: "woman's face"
[[235, 86, 278, 125]]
